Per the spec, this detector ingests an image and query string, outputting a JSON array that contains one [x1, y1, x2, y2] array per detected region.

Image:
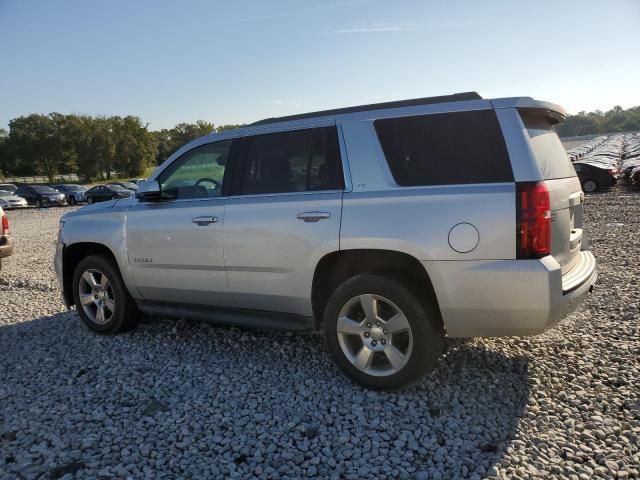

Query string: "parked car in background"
[[0, 190, 28, 210], [0, 183, 17, 193], [85, 184, 134, 204], [56, 93, 597, 390], [53, 184, 87, 205], [0, 206, 13, 270], [128, 178, 146, 185], [108, 181, 138, 191], [573, 162, 617, 192], [14, 185, 66, 207]]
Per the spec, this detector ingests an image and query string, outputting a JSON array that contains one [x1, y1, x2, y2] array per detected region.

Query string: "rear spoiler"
[[491, 97, 567, 125]]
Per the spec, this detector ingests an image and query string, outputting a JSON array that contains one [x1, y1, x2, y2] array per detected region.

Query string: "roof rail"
[[250, 92, 483, 126]]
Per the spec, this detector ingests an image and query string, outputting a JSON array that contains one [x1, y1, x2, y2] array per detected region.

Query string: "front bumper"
[[41, 197, 66, 206], [0, 235, 14, 259], [424, 251, 597, 337], [1, 202, 27, 209], [54, 242, 69, 307]]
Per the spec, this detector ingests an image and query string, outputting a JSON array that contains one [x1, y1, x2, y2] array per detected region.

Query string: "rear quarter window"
[[374, 109, 513, 186], [520, 111, 576, 180]]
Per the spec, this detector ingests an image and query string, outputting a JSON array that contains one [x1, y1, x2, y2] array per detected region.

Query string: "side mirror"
[[135, 180, 161, 201]]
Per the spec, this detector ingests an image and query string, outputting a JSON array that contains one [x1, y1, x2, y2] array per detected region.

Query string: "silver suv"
[[55, 92, 597, 389]]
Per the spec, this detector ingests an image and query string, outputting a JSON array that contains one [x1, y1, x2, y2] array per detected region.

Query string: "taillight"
[[516, 182, 551, 259], [1, 215, 8, 236], [608, 168, 617, 176]]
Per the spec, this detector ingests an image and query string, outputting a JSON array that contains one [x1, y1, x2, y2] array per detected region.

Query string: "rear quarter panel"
[[339, 119, 516, 261]]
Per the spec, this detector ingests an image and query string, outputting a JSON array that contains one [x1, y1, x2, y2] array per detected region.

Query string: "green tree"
[[0, 128, 9, 178], [7, 114, 77, 182], [113, 116, 158, 177], [556, 105, 640, 137], [153, 120, 215, 165]]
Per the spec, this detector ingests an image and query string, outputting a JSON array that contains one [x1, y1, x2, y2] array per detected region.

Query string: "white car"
[[0, 190, 28, 210]]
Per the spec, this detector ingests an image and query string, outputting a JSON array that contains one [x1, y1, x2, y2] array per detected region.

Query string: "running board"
[[136, 300, 314, 332]]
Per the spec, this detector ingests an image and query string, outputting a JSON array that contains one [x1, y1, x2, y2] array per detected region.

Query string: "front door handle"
[[192, 216, 218, 226], [297, 211, 331, 223]]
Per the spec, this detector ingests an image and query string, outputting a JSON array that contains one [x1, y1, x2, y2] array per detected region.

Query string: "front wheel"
[[87, 197, 94, 205], [69, 196, 77, 205], [324, 274, 444, 390], [35, 199, 43, 208], [72, 254, 139, 334]]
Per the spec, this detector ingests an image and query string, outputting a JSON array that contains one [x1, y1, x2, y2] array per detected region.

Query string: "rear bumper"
[[424, 251, 597, 337], [0, 235, 14, 259]]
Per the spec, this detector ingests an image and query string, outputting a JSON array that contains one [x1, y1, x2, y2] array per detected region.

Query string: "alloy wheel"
[[336, 294, 413, 377], [583, 180, 597, 192], [78, 269, 116, 325]]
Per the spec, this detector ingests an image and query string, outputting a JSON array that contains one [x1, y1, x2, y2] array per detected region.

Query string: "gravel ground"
[[0, 194, 638, 480]]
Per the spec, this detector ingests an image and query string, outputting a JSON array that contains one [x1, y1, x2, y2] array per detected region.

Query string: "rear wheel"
[[35, 199, 43, 208], [72, 254, 139, 334], [323, 274, 444, 390], [582, 179, 598, 193], [87, 197, 94, 205], [69, 196, 77, 205]]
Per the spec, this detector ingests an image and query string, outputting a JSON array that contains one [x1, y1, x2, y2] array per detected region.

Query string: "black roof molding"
[[250, 92, 483, 126]]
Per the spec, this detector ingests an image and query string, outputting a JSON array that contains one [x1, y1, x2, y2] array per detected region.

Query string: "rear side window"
[[520, 111, 576, 180], [374, 110, 513, 186], [238, 126, 343, 195]]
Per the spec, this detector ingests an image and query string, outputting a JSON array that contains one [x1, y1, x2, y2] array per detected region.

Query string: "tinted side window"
[[520, 111, 576, 180], [374, 110, 513, 186], [239, 126, 343, 195], [158, 140, 232, 200]]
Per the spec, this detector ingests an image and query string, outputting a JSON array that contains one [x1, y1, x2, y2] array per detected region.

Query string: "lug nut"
[[366, 323, 372, 328], [383, 329, 388, 335], [364, 332, 370, 338], [375, 321, 381, 326], [371, 340, 377, 346], [381, 339, 386, 345]]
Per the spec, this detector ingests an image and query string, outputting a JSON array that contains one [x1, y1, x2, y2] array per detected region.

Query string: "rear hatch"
[[520, 110, 584, 275]]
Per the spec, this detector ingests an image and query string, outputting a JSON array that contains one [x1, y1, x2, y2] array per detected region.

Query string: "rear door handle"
[[297, 211, 331, 223], [192, 216, 218, 226]]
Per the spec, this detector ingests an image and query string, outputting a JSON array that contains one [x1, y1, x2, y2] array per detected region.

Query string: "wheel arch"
[[62, 242, 119, 307], [311, 249, 441, 331]]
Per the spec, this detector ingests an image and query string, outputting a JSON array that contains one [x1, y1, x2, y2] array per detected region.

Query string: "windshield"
[[0, 191, 14, 197], [109, 185, 126, 191], [33, 186, 59, 193], [65, 185, 84, 191]]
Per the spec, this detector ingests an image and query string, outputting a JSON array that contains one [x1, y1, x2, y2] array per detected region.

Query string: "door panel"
[[224, 192, 342, 316], [126, 199, 232, 306], [125, 139, 236, 306]]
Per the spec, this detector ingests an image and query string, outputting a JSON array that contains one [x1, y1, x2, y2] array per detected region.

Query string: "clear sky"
[[1, 0, 639, 130]]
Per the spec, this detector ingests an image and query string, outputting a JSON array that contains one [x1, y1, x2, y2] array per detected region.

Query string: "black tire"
[[69, 196, 77, 205], [323, 273, 444, 390], [87, 197, 94, 205], [35, 198, 43, 208], [582, 179, 599, 193], [72, 253, 139, 334]]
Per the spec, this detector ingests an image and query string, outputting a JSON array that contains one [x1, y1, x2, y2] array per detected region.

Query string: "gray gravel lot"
[[1, 195, 639, 480]]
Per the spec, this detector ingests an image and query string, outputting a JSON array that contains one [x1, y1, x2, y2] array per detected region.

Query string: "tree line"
[[555, 105, 640, 138], [0, 114, 244, 183]]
